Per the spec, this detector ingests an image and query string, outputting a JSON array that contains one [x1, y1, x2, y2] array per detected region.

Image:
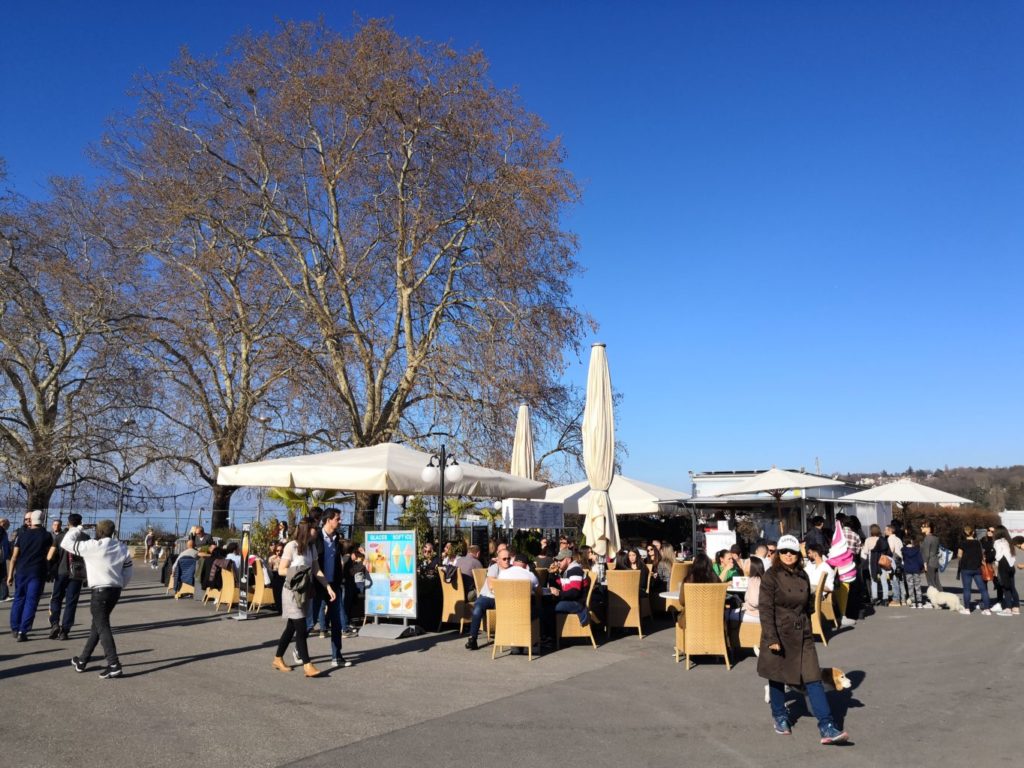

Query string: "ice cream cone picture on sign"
[[403, 543, 413, 572], [392, 541, 402, 571]]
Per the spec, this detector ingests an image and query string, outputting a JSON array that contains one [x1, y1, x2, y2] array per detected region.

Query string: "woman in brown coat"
[[758, 535, 848, 745]]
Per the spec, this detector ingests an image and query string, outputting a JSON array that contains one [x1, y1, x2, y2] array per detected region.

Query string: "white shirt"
[[61, 527, 133, 589], [804, 560, 835, 592], [479, 563, 500, 599], [498, 564, 539, 589]]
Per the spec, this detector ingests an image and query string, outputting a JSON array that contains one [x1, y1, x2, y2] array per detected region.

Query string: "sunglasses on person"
[[498, 556, 510, 562]]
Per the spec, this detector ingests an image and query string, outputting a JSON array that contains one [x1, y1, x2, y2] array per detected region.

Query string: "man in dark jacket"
[[803, 516, 828, 552], [920, 520, 941, 591], [314, 509, 353, 668], [47, 513, 88, 639]]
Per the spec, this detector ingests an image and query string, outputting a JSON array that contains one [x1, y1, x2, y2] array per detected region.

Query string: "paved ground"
[[1, 565, 1019, 768]]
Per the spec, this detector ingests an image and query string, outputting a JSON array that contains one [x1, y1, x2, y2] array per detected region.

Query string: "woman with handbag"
[[956, 526, 991, 615], [862, 524, 891, 607], [273, 517, 336, 676]]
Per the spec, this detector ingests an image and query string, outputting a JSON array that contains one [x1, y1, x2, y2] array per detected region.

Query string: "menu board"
[[364, 531, 417, 619], [501, 499, 565, 530]]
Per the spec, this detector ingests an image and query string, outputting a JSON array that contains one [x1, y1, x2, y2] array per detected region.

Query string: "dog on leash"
[[926, 586, 964, 612], [764, 668, 851, 703]]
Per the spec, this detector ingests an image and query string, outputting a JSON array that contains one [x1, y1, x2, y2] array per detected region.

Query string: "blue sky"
[[3, 2, 1022, 491]]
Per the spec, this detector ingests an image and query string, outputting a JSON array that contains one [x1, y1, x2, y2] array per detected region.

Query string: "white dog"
[[926, 586, 963, 611]]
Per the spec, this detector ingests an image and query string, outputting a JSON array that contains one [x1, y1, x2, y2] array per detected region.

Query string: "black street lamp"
[[420, 444, 463, 546], [114, 417, 135, 537]]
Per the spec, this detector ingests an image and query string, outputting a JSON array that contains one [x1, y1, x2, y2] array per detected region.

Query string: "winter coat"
[[757, 563, 822, 686]]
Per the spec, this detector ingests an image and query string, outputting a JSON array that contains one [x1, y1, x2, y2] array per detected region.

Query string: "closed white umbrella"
[[510, 403, 535, 480], [546, 474, 689, 516], [581, 343, 619, 558], [217, 442, 547, 499]]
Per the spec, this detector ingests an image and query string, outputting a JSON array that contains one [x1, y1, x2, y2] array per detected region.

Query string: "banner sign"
[[501, 499, 564, 530], [237, 524, 251, 620], [364, 530, 417, 619]]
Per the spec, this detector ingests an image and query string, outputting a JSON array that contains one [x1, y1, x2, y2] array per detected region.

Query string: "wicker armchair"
[[248, 559, 276, 613], [727, 619, 762, 655], [556, 569, 598, 650], [473, 567, 494, 642], [681, 582, 731, 670], [811, 573, 829, 646], [438, 568, 471, 633], [664, 561, 691, 614], [215, 566, 240, 612], [605, 569, 645, 639], [491, 579, 540, 660]]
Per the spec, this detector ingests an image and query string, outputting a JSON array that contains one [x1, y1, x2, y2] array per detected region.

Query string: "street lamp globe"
[[421, 465, 440, 484], [445, 462, 464, 483], [393, 495, 405, 506]]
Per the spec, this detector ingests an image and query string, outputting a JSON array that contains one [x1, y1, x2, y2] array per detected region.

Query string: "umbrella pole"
[[775, 493, 785, 535]]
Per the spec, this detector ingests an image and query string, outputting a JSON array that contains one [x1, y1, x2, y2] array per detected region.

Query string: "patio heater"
[[421, 444, 463, 546]]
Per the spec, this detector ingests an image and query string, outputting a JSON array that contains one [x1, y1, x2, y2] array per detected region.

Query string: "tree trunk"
[[211, 485, 237, 531], [26, 484, 54, 514], [355, 491, 380, 527]]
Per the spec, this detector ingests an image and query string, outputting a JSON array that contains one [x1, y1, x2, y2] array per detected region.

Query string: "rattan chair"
[[438, 568, 471, 633], [556, 570, 598, 650], [605, 569, 645, 639], [473, 567, 495, 642], [727, 619, 762, 655], [811, 573, 829, 646], [681, 582, 731, 670], [215, 566, 240, 612], [834, 581, 850, 625], [664, 561, 691, 614], [248, 559, 276, 613], [491, 579, 540, 660]]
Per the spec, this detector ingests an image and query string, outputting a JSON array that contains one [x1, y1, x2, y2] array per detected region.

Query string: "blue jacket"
[[174, 554, 198, 587], [902, 545, 924, 574]]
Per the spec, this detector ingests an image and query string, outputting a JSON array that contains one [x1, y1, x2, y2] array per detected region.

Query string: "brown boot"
[[303, 662, 322, 678], [272, 656, 292, 672]]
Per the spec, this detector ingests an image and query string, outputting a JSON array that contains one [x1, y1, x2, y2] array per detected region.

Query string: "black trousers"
[[82, 587, 122, 666], [275, 618, 310, 662]]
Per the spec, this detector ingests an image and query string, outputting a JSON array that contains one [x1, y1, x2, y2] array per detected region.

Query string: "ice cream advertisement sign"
[[365, 530, 418, 619]]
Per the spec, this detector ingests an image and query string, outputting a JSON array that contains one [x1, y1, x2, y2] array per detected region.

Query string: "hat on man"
[[556, 548, 573, 561], [29, 509, 45, 526], [777, 534, 801, 553]]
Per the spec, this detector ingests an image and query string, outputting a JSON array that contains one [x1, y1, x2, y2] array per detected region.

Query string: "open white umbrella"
[[217, 442, 547, 499], [510, 404, 535, 480], [836, 479, 973, 521], [546, 474, 689, 516], [712, 467, 845, 534], [580, 343, 619, 558]]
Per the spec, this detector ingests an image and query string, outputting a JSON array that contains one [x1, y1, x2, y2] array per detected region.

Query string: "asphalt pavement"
[[1, 564, 1019, 768]]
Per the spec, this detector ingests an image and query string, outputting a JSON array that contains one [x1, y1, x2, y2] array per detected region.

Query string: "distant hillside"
[[839, 466, 1024, 511]]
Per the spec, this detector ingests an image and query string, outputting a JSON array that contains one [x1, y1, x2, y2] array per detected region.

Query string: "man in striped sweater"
[[550, 549, 590, 627]]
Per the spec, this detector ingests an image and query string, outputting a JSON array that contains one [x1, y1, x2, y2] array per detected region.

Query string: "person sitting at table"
[[804, 543, 835, 595], [713, 549, 741, 582], [623, 547, 650, 593], [535, 542, 555, 569], [454, 544, 484, 600], [728, 557, 763, 625], [172, 540, 199, 594], [646, 544, 667, 592], [465, 544, 510, 651], [549, 548, 590, 629], [683, 553, 719, 586]]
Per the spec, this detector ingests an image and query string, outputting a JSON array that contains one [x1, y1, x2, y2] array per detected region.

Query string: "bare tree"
[[0, 178, 141, 512], [102, 20, 592, 523]]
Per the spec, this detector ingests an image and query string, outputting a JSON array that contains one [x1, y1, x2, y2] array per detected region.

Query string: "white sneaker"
[[958, 608, 971, 615], [996, 609, 1013, 616], [292, 649, 301, 664], [991, 603, 1003, 612], [840, 617, 857, 628], [981, 609, 992, 616]]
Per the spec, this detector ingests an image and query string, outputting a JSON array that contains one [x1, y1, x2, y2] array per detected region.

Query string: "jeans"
[[890, 572, 904, 603], [767, 679, 836, 733], [9, 573, 44, 634], [870, 571, 889, 603], [307, 592, 326, 632], [49, 574, 84, 630], [999, 563, 1019, 609], [276, 618, 310, 663], [961, 569, 990, 610], [82, 587, 122, 666], [469, 596, 495, 640], [324, 594, 344, 661], [905, 573, 923, 606]]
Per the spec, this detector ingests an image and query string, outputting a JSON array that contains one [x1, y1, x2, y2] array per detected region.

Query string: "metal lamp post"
[[255, 415, 271, 524], [421, 444, 463, 546], [114, 417, 135, 537]]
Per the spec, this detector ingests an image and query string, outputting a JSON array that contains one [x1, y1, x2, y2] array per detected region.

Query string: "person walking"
[[7, 510, 53, 641], [47, 513, 88, 640], [273, 517, 335, 677], [758, 535, 848, 745], [992, 525, 1018, 616], [64, 519, 134, 678]]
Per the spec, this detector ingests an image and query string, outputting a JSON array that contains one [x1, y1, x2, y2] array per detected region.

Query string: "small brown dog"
[[764, 667, 851, 703]]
